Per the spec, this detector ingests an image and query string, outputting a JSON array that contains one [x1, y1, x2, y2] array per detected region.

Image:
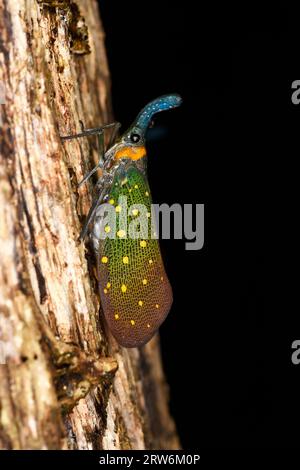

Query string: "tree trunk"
[[0, 0, 180, 450]]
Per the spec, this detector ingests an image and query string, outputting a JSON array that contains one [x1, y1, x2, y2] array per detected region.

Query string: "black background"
[[98, 2, 299, 449]]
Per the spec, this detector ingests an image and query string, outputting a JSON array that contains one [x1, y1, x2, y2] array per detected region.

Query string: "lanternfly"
[[61, 95, 182, 347]]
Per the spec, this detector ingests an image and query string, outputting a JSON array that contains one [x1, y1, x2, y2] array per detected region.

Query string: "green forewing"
[[97, 165, 173, 347]]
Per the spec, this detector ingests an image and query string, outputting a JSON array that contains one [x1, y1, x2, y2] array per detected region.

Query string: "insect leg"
[[107, 122, 121, 149], [60, 122, 120, 141], [61, 122, 120, 187], [77, 129, 104, 188]]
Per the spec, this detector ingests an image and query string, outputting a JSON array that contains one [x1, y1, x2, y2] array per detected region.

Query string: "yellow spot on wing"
[[149, 259, 153, 264], [106, 282, 111, 289], [145, 191, 149, 196], [130, 319, 135, 326], [142, 279, 147, 285], [132, 208, 139, 216], [115, 313, 119, 320], [115, 205, 121, 213], [121, 284, 127, 293], [101, 256, 108, 264], [103, 288, 108, 294], [140, 240, 147, 248], [109, 199, 114, 205], [104, 225, 111, 233], [134, 184, 139, 189], [117, 229, 126, 238], [138, 300, 143, 307], [123, 256, 129, 264], [155, 304, 160, 309]]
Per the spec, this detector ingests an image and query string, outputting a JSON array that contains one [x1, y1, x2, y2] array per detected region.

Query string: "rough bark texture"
[[0, 0, 180, 450]]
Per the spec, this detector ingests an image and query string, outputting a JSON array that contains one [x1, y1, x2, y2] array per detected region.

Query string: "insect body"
[[62, 94, 182, 347]]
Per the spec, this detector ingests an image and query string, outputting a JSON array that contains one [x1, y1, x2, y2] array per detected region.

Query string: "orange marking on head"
[[115, 145, 146, 161]]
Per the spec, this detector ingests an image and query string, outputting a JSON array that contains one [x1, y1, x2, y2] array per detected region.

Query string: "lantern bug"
[[61, 94, 182, 347]]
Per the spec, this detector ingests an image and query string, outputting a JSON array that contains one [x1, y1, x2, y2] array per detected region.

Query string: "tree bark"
[[0, 0, 180, 450]]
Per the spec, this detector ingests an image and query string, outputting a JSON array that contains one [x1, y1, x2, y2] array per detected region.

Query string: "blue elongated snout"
[[134, 94, 182, 134]]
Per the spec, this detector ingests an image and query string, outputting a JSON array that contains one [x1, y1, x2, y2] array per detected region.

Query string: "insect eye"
[[130, 133, 141, 143]]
